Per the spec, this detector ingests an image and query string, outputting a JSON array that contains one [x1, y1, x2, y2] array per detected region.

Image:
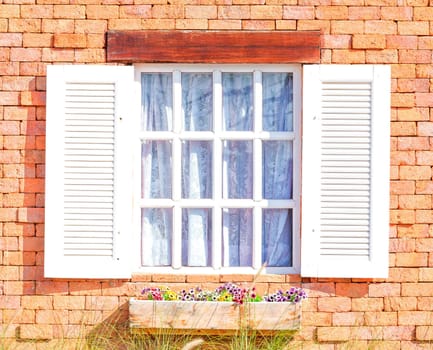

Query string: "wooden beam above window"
[[106, 31, 321, 64]]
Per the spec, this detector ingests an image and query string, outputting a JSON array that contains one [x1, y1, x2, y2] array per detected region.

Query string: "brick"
[[18, 324, 53, 340], [402, 282, 433, 296], [21, 5, 53, 18], [53, 5, 85, 19], [365, 311, 397, 326], [352, 297, 383, 311], [332, 49, 365, 63], [119, 5, 152, 18], [318, 297, 351, 312], [3, 309, 35, 324], [0, 121, 20, 135], [399, 311, 433, 325], [317, 326, 351, 342], [399, 195, 431, 209], [218, 5, 250, 19], [419, 268, 433, 282], [8, 19, 41, 33], [0, 208, 18, 221], [282, 6, 314, 19], [416, 326, 433, 341], [348, 6, 380, 19], [321, 34, 351, 48], [335, 283, 368, 297], [416, 209, 433, 224], [0, 4, 20, 18], [69, 282, 102, 296], [387, 36, 418, 50], [399, 166, 431, 180], [0, 295, 21, 309], [397, 108, 429, 121], [331, 20, 364, 34], [74, 20, 107, 34], [391, 151, 415, 165], [0, 92, 19, 106], [36, 310, 68, 324], [381, 6, 413, 20], [391, 122, 416, 136], [209, 19, 242, 30], [185, 5, 217, 18], [86, 5, 119, 19], [398, 21, 429, 35], [302, 311, 332, 326], [418, 122, 433, 136], [42, 19, 74, 33], [85, 296, 119, 311], [53, 296, 85, 310], [53, 34, 86, 48], [413, 6, 433, 20], [384, 296, 417, 311], [68, 310, 104, 325], [298, 19, 331, 33], [365, 20, 397, 34], [398, 137, 429, 150], [0, 33, 22, 47], [390, 238, 416, 253], [419, 36, 433, 49], [369, 283, 401, 297], [108, 19, 143, 30], [10, 48, 42, 62], [382, 326, 415, 340], [242, 20, 275, 30], [396, 252, 428, 267], [316, 6, 348, 19], [390, 209, 415, 224], [391, 180, 415, 194], [332, 312, 364, 326], [352, 34, 385, 49]]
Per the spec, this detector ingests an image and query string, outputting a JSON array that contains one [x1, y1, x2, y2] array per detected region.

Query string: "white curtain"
[[140, 71, 294, 268]]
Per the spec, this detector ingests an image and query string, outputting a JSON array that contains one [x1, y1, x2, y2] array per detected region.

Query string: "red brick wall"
[[1, 0, 433, 348]]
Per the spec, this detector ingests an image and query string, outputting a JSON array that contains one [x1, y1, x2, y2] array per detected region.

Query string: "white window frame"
[[132, 64, 302, 275]]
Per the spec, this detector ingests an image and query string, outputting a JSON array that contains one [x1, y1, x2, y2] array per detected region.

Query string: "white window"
[[44, 64, 390, 279], [135, 65, 300, 274]]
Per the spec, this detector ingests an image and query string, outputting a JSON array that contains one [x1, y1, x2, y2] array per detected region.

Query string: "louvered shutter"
[[45, 65, 134, 279], [301, 65, 390, 278]]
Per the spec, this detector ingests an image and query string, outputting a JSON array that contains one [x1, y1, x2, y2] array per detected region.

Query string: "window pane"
[[222, 73, 253, 131], [141, 73, 172, 131], [262, 73, 293, 132], [262, 209, 292, 267], [182, 208, 212, 267], [263, 141, 293, 199], [141, 141, 172, 198], [141, 208, 172, 266], [222, 140, 253, 199], [182, 73, 213, 131], [222, 208, 253, 267], [182, 141, 212, 199]]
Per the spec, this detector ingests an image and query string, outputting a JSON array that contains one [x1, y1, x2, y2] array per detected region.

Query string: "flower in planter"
[[141, 283, 307, 305]]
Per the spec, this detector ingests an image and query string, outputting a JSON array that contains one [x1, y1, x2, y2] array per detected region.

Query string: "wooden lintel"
[[106, 31, 321, 64]]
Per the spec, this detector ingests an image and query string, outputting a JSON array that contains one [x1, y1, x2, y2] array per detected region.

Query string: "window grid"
[[136, 64, 300, 274]]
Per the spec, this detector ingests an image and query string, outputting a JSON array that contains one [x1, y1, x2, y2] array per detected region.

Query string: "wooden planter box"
[[129, 298, 301, 335]]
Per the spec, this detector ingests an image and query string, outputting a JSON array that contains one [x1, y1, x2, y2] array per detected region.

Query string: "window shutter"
[[45, 65, 134, 279], [301, 65, 390, 278]]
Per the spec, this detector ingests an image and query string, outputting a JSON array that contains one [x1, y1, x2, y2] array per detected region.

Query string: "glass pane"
[[222, 140, 253, 199], [222, 73, 253, 131], [141, 73, 172, 131], [141, 208, 172, 266], [222, 208, 253, 267], [263, 141, 293, 199], [182, 141, 212, 199], [182, 73, 213, 131], [262, 209, 292, 267], [141, 141, 172, 198], [182, 208, 212, 267], [262, 73, 293, 132]]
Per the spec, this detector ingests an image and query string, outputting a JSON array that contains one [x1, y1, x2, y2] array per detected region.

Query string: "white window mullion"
[[172, 70, 182, 268], [253, 71, 263, 270], [213, 70, 222, 269], [253, 206, 262, 269]]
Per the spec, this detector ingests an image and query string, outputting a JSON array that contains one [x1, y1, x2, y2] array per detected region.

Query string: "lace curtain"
[[140, 71, 293, 268]]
